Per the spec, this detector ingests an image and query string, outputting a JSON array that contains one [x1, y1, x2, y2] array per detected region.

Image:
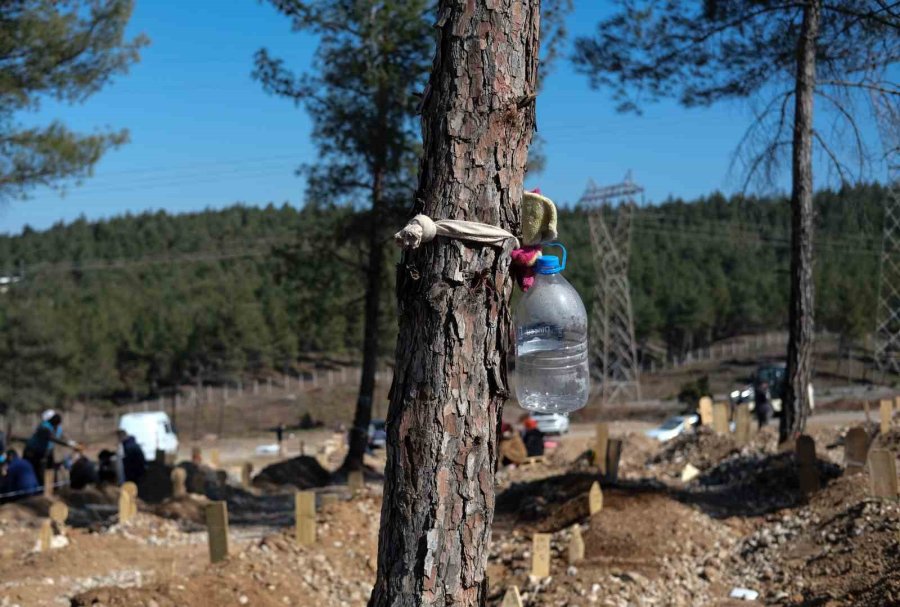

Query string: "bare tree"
[[368, 0, 541, 605], [574, 0, 899, 442]]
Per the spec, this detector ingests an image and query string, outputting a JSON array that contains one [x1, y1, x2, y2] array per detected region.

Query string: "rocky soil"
[[0, 414, 897, 607]]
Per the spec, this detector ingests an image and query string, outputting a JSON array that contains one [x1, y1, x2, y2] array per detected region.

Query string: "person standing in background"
[[23, 410, 80, 483]]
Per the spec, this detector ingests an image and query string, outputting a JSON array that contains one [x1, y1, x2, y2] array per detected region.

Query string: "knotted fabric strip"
[[393, 214, 519, 249]]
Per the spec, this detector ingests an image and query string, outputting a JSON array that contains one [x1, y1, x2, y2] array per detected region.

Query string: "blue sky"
[[0, 1, 888, 234]]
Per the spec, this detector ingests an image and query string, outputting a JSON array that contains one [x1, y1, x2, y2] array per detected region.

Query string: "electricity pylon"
[[580, 174, 643, 404]]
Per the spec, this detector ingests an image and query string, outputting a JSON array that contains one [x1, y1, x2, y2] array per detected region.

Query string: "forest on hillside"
[[0, 183, 887, 411]]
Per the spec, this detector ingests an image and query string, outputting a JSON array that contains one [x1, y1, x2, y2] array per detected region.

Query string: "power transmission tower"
[[580, 174, 643, 404], [873, 93, 900, 377]]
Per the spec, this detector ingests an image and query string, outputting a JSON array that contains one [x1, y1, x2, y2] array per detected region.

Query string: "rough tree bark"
[[344, 170, 385, 473], [782, 0, 820, 444], [368, 1, 540, 605]]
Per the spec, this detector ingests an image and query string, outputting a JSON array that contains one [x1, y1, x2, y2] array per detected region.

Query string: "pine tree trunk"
[[343, 171, 385, 472], [368, 1, 540, 605], [781, 0, 820, 444]]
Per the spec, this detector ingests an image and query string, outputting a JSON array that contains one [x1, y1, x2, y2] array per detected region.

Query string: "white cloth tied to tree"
[[393, 214, 519, 249]]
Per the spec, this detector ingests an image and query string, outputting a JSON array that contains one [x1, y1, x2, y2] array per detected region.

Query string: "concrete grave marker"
[[605, 439, 623, 482], [881, 399, 893, 435], [295, 491, 316, 545], [698, 397, 713, 426], [531, 533, 551, 578], [500, 586, 523, 607], [43, 469, 54, 498], [844, 427, 870, 475], [567, 525, 584, 564], [171, 467, 187, 498], [241, 462, 253, 489], [712, 402, 730, 435], [796, 435, 820, 496], [869, 449, 899, 499], [864, 400, 872, 424], [588, 481, 603, 515], [38, 519, 52, 552], [118, 483, 138, 523], [210, 449, 221, 469], [734, 404, 751, 446], [49, 502, 68, 526], [680, 463, 701, 483], [594, 423, 609, 475], [206, 501, 229, 563], [348, 470, 364, 494]]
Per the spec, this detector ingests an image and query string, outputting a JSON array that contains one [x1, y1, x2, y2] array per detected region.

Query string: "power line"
[[14, 236, 300, 276]]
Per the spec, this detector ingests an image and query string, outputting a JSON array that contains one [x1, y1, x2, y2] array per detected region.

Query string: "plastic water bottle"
[[514, 243, 590, 414]]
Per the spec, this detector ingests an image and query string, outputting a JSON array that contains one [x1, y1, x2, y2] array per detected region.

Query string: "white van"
[[118, 412, 179, 461]]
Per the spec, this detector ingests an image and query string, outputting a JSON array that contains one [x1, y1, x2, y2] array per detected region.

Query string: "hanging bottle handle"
[[545, 242, 567, 271]]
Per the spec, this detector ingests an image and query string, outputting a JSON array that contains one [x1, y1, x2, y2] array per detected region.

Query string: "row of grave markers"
[[504, 408, 900, 605], [517, 422, 615, 596], [204, 469, 365, 564], [698, 395, 898, 441], [497, 480, 604, 606]]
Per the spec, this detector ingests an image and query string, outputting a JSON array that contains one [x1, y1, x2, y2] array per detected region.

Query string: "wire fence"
[[1, 366, 393, 445], [646, 331, 789, 372]]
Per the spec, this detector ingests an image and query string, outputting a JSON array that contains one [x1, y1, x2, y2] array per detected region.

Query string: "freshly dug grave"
[[646, 425, 780, 479], [680, 451, 843, 518], [251, 455, 331, 491], [70, 496, 380, 607], [489, 486, 746, 606]]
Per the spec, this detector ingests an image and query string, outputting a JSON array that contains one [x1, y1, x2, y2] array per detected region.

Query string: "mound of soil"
[[252, 455, 331, 490], [680, 451, 843, 518], [646, 426, 779, 478], [583, 491, 734, 576], [731, 473, 900, 605], [178, 461, 230, 500], [495, 472, 599, 524]]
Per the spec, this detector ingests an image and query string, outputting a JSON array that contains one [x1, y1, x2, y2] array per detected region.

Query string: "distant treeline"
[[0, 183, 887, 411]]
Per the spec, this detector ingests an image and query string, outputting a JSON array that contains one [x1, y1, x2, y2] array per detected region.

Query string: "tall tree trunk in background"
[[343, 172, 385, 472], [368, 1, 540, 605], [782, 0, 820, 444]]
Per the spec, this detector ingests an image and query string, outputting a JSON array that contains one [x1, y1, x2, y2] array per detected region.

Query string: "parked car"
[[118, 411, 179, 461], [368, 419, 387, 449], [645, 414, 699, 442], [532, 412, 569, 435]]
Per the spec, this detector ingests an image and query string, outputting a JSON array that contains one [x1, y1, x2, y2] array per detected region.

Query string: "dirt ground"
[[1, 407, 898, 607]]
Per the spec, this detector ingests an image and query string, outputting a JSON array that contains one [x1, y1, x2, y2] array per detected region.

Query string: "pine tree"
[[254, 0, 432, 471], [0, 0, 147, 198], [368, 0, 541, 603], [573, 0, 898, 441]]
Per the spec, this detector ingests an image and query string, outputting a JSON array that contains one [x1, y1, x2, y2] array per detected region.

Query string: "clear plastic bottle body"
[[514, 272, 590, 414]]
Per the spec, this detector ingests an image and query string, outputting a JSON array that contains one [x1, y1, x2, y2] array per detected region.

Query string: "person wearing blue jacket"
[[23, 410, 80, 483], [1, 450, 39, 500]]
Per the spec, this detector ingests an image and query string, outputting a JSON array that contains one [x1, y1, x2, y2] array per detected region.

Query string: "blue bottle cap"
[[535, 255, 561, 274], [535, 242, 567, 274]]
